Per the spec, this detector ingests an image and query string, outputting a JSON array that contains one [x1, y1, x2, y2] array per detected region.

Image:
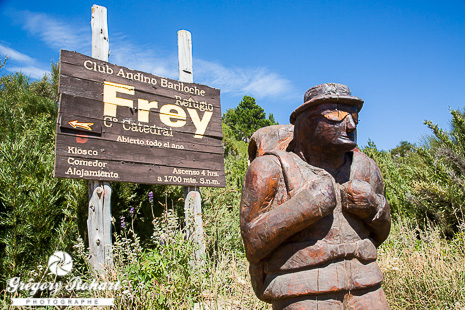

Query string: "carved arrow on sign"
[[68, 120, 94, 131]]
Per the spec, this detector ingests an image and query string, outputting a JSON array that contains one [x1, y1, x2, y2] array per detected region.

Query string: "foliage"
[[0, 70, 87, 287], [362, 140, 417, 220], [391, 140, 416, 158], [363, 110, 465, 236], [223, 95, 277, 142], [109, 182, 184, 246], [1, 209, 270, 309], [109, 210, 205, 309], [201, 123, 248, 256], [417, 110, 465, 235], [4, 214, 465, 309], [2, 62, 465, 308], [379, 218, 465, 309]]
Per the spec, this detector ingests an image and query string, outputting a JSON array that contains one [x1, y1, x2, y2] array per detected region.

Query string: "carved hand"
[[300, 177, 337, 219], [341, 180, 380, 220]]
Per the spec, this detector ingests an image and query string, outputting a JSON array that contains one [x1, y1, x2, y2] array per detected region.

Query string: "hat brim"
[[290, 95, 364, 124]]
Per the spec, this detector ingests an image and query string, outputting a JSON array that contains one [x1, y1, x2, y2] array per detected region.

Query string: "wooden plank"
[[56, 77, 222, 134], [54, 154, 226, 187], [59, 50, 219, 108], [57, 91, 223, 138], [87, 183, 112, 270], [57, 112, 223, 154], [87, 184, 103, 271], [55, 48, 225, 187], [55, 133, 225, 170], [59, 114, 102, 134], [101, 184, 112, 267], [56, 125, 223, 155]]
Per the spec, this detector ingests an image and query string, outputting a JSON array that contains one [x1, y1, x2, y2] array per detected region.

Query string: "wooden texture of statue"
[[240, 83, 391, 309]]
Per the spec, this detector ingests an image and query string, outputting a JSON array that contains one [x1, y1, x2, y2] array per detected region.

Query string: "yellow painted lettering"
[[137, 99, 158, 123], [103, 81, 134, 116], [187, 108, 213, 138], [160, 104, 186, 128]]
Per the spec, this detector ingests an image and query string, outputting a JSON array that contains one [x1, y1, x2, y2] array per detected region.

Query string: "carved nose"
[[346, 115, 356, 133]]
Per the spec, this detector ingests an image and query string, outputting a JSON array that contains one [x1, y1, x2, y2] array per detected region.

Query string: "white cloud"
[[196, 59, 293, 99], [7, 66, 49, 79], [8, 10, 293, 99], [0, 44, 34, 63], [17, 10, 87, 51], [110, 38, 178, 79], [109, 39, 293, 100], [1, 10, 86, 79], [0, 44, 49, 79]]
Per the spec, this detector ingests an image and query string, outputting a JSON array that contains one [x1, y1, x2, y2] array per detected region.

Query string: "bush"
[[0, 70, 87, 286], [363, 109, 465, 236], [379, 218, 465, 309]]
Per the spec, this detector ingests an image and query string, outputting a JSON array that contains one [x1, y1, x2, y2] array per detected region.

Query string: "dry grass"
[[379, 218, 465, 309], [3, 217, 465, 310], [193, 217, 465, 310]]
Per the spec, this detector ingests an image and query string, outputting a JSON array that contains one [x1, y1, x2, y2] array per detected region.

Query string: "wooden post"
[[184, 188, 206, 263], [88, 4, 112, 273], [178, 30, 205, 264], [178, 30, 193, 83]]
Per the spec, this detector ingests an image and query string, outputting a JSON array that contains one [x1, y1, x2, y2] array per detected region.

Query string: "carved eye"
[[322, 111, 358, 124]]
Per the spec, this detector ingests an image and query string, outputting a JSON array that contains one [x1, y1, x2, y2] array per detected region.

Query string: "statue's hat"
[[290, 83, 364, 124]]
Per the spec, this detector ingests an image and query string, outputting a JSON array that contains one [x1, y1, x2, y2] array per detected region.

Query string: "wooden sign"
[[54, 50, 225, 187]]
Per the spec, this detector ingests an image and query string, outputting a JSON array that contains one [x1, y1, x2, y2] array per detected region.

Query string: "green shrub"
[[379, 218, 465, 309], [364, 109, 465, 236], [0, 71, 87, 286]]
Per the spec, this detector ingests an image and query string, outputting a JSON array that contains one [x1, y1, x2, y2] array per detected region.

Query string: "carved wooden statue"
[[240, 83, 391, 309]]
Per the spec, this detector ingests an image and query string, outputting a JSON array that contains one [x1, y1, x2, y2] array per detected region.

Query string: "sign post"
[[55, 50, 225, 185], [178, 30, 206, 264], [88, 4, 112, 273], [54, 5, 224, 273]]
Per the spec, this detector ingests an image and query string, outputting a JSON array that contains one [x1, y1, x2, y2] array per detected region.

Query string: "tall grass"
[[2, 211, 465, 309], [379, 218, 465, 309], [0, 207, 270, 309]]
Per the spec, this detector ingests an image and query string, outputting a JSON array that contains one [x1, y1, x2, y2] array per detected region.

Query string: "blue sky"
[[1, 0, 464, 150]]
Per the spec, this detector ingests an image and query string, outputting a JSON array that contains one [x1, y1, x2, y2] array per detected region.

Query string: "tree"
[[0, 69, 88, 284], [391, 140, 416, 158], [362, 140, 418, 221], [223, 96, 277, 142], [414, 109, 465, 236], [363, 109, 465, 237]]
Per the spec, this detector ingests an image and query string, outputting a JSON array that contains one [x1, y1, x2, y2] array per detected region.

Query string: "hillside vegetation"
[[0, 64, 464, 309]]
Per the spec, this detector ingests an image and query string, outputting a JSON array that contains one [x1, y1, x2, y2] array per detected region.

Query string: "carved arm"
[[240, 156, 336, 264]]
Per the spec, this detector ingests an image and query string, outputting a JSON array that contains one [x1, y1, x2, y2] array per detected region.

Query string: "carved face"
[[295, 103, 358, 154]]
